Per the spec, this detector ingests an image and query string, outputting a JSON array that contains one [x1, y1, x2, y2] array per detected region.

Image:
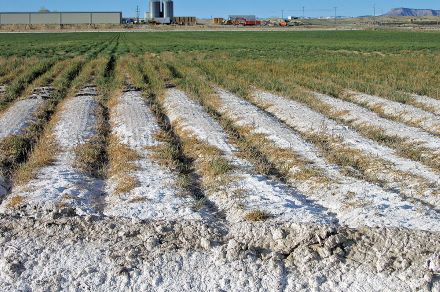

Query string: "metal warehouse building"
[[0, 12, 122, 25]]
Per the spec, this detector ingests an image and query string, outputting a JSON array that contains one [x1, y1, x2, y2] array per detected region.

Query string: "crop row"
[[0, 54, 439, 227]]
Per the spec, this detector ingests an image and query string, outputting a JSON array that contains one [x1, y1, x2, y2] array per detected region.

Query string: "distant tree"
[[39, 7, 50, 13]]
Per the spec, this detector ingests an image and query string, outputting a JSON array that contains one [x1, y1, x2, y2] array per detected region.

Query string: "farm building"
[[0, 12, 122, 25]]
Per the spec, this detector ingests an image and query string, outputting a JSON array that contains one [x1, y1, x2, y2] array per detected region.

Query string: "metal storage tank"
[[163, 0, 174, 19], [150, 0, 162, 18]]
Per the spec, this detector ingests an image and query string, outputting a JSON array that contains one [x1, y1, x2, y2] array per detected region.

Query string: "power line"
[[282, 9, 333, 12]]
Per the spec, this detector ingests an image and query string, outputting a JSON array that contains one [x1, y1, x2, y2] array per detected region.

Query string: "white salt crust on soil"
[[164, 88, 335, 225], [0, 87, 438, 291], [0, 99, 45, 140], [0, 86, 56, 140], [252, 90, 440, 186], [0, 89, 103, 216], [0, 87, 55, 201], [0, 216, 438, 291], [412, 94, 440, 116], [250, 90, 440, 208], [345, 91, 440, 136], [312, 91, 440, 155], [105, 91, 201, 221], [214, 88, 440, 231]]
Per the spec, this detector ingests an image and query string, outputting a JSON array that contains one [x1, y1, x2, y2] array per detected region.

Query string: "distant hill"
[[384, 8, 440, 17]]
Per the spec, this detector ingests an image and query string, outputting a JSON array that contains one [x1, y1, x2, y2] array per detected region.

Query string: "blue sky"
[[1, 1, 439, 18]]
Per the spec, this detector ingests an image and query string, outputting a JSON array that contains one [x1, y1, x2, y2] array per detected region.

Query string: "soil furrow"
[[105, 90, 201, 221], [0, 88, 54, 198], [0, 87, 104, 217], [214, 88, 440, 231], [253, 91, 440, 193], [164, 88, 335, 225], [311, 92, 440, 167], [412, 94, 440, 116], [305, 95, 436, 157], [0, 60, 35, 86], [0, 59, 55, 111], [343, 91, 440, 136], [2, 31, 440, 292], [0, 59, 84, 204], [0, 98, 46, 140]]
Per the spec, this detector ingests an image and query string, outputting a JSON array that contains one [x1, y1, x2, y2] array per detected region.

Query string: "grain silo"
[[163, 0, 174, 19], [148, 0, 174, 24], [149, 0, 162, 19]]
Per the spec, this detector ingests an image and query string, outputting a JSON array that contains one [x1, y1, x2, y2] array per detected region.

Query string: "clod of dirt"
[[0, 215, 438, 291]]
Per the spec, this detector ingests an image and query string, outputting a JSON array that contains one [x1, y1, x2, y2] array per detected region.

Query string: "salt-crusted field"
[[0, 31, 439, 291]]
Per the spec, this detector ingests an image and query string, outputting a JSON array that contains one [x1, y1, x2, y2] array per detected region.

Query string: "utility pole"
[[438, 5, 440, 26], [334, 7, 337, 25], [281, 9, 284, 19], [302, 6, 305, 19], [373, 4, 376, 27], [136, 5, 140, 23]]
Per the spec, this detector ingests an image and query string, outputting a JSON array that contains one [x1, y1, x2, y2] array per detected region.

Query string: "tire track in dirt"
[[0, 87, 104, 217], [343, 91, 440, 135], [164, 88, 335, 225], [105, 90, 202, 221], [213, 88, 440, 231]]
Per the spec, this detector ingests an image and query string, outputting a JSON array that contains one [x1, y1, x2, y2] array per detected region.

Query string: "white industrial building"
[[0, 12, 122, 25]]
